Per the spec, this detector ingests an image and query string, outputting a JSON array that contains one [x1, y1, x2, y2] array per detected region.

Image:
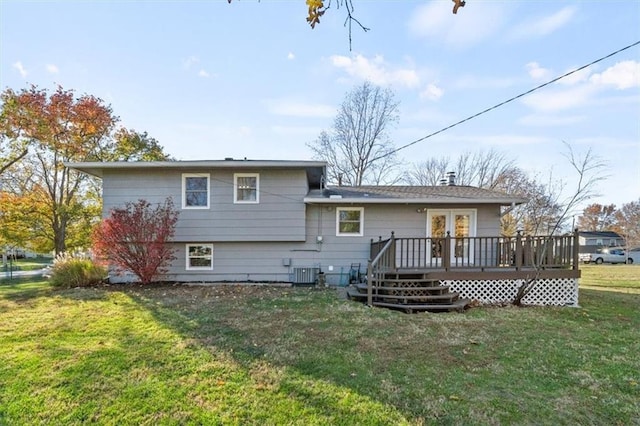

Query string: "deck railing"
[[370, 233, 578, 270], [392, 231, 579, 270], [366, 231, 579, 306], [366, 234, 396, 306]]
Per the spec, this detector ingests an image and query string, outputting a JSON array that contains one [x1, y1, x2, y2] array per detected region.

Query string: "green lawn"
[[0, 269, 638, 425], [1, 257, 52, 272], [579, 263, 640, 292]]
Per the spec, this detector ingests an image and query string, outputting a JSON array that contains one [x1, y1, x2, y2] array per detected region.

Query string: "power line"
[[371, 40, 640, 163]]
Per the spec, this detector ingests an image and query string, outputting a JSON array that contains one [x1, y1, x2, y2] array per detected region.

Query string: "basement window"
[[186, 244, 213, 270]]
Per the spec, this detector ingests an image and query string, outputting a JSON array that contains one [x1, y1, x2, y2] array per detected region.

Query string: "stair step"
[[373, 299, 470, 313], [356, 283, 450, 293], [371, 278, 439, 284], [346, 288, 367, 300], [347, 288, 459, 303], [374, 292, 459, 302]]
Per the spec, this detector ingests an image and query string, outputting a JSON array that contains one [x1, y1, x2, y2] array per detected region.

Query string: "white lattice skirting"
[[442, 278, 579, 307]]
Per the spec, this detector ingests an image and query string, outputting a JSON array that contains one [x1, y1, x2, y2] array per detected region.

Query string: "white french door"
[[426, 209, 476, 266]]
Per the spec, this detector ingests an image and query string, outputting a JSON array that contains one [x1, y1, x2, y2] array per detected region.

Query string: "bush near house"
[[48, 253, 107, 288]]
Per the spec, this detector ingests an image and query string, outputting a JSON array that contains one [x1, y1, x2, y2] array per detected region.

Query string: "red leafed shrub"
[[92, 198, 179, 284]]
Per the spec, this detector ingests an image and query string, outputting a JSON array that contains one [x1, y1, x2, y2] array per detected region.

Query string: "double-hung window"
[[186, 244, 213, 270], [182, 173, 209, 209], [336, 207, 364, 236], [234, 173, 259, 203]]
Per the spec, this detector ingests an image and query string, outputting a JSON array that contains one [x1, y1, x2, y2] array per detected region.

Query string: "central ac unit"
[[291, 267, 319, 284]]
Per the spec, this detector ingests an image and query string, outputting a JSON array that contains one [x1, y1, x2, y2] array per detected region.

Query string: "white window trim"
[[234, 173, 259, 204], [336, 207, 364, 237], [185, 244, 214, 271], [182, 173, 210, 209]]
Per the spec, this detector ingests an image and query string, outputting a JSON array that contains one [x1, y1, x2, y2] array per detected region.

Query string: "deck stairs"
[[346, 272, 470, 313]]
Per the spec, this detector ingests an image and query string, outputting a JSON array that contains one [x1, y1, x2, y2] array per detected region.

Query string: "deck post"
[[390, 231, 397, 272], [572, 228, 580, 271], [515, 231, 523, 270], [366, 259, 373, 307], [444, 232, 451, 271]]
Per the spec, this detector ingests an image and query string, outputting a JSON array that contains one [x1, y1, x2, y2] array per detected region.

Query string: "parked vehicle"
[[581, 247, 633, 264]]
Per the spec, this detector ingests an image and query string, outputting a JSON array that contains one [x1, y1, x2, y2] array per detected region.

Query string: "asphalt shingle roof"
[[305, 185, 526, 205]]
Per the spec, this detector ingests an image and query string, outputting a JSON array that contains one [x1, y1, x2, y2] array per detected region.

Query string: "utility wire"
[[370, 40, 640, 163]]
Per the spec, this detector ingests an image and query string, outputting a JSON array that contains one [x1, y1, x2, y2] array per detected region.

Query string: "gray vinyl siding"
[[158, 203, 501, 284], [100, 166, 503, 283], [102, 168, 308, 242]]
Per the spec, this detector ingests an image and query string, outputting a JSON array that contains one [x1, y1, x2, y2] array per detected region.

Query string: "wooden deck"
[[359, 231, 581, 310]]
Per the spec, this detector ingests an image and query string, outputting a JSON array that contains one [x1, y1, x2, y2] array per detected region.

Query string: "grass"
[[1, 257, 52, 272], [0, 269, 638, 425], [579, 263, 640, 292]]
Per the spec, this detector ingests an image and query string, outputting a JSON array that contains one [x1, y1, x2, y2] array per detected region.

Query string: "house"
[[578, 231, 625, 254], [66, 159, 580, 308]]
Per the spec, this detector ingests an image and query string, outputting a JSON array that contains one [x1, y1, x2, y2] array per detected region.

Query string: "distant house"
[[578, 231, 625, 254], [66, 159, 581, 308]]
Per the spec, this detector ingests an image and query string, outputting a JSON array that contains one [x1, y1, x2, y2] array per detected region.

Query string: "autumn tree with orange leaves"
[[0, 85, 171, 254]]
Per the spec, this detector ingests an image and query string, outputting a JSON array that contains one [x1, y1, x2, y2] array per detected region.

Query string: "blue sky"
[[1, 1, 639, 208]]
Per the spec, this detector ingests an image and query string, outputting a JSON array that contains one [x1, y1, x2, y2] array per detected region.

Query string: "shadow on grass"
[[120, 283, 640, 423], [0, 277, 53, 302], [123, 284, 416, 420]]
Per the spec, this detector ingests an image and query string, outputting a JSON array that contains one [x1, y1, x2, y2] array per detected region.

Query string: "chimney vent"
[[447, 171, 456, 186]]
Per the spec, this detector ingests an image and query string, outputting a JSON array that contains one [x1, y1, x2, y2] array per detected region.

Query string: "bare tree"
[[308, 81, 400, 186], [403, 157, 450, 186], [405, 149, 516, 188], [512, 142, 607, 305]]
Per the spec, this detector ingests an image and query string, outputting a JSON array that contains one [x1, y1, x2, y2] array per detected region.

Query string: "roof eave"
[[65, 160, 327, 179], [303, 196, 527, 206]]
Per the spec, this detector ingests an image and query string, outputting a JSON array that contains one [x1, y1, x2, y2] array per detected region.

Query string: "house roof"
[[65, 159, 327, 187], [304, 185, 527, 206], [578, 231, 624, 239]]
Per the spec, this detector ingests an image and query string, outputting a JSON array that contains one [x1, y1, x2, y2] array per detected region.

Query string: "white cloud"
[[264, 99, 335, 118], [420, 83, 444, 101], [183, 56, 199, 69], [407, 1, 504, 48], [590, 60, 640, 90], [45, 63, 59, 74], [329, 54, 420, 88], [526, 62, 551, 81], [521, 60, 640, 113], [198, 69, 210, 78], [558, 66, 591, 86], [510, 6, 577, 39], [521, 85, 597, 112], [287, 52, 295, 60], [12, 61, 27, 78]]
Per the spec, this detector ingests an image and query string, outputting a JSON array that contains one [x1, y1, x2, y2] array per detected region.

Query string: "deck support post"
[[515, 231, 523, 270], [572, 228, 580, 271], [444, 232, 451, 271]]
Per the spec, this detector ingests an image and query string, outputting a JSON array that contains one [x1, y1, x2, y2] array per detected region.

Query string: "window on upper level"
[[336, 207, 364, 236], [234, 173, 259, 203], [186, 244, 213, 270], [182, 173, 210, 209]]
